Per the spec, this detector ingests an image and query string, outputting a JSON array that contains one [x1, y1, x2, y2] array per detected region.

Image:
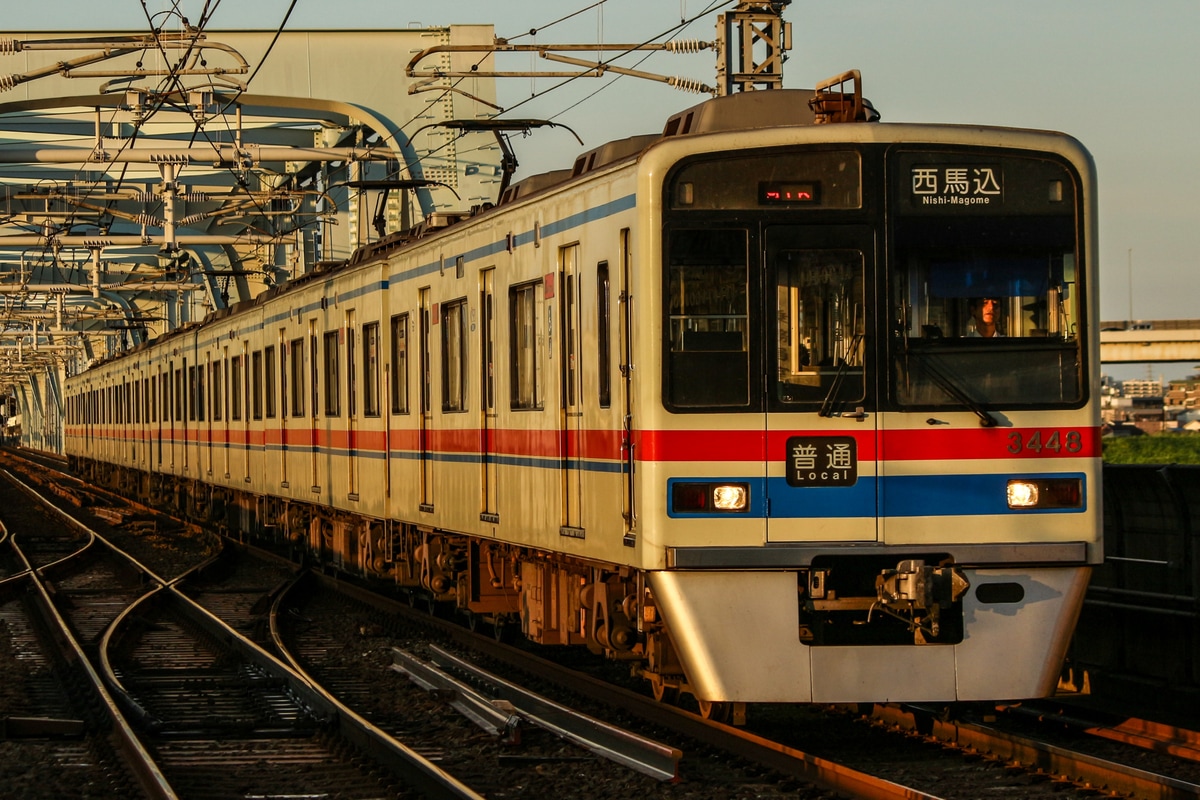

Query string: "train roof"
[[497, 87, 861, 208]]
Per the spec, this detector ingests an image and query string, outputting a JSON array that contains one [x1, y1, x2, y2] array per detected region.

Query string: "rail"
[[874, 704, 1200, 800], [3, 478, 179, 799]]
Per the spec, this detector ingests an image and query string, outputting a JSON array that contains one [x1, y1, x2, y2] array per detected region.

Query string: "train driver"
[[967, 296, 1004, 338]]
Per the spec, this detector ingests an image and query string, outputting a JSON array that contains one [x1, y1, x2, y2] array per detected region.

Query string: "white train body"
[[65, 90, 1102, 708]]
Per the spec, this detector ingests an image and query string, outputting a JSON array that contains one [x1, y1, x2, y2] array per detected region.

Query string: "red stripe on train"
[[73, 425, 1099, 461], [636, 427, 1099, 462]]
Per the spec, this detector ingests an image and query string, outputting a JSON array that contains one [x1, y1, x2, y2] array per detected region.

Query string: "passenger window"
[[289, 337, 305, 416], [323, 330, 340, 416], [196, 367, 205, 422], [252, 350, 263, 420], [187, 367, 197, 421], [390, 314, 409, 414], [212, 359, 223, 421], [441, 298, 467, 412], [597, 261, 611, 409], [509, 281, 543, 410], [230, 356, 242, 421], [363, 322, 380, 417], [264, 346, 277, 419], [774, 249, 865, 404]]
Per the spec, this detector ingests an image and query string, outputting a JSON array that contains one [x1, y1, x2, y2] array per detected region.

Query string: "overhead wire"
[[13, 0, 739, 303], [366, 0, 737, 202], [505, 1, 610, 41], [9, 1, 224, 308], [18, 1, 237, 343], [499, 0, 736, 121], [106, 1, 302, 253], [54, 0, 225, 239]]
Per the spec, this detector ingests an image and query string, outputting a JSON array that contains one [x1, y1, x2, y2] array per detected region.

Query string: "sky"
[[5, 1, 1199, 378]]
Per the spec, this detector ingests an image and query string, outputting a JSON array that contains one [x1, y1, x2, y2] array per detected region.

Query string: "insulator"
[[0, 74, 18, 92], [667, 76, 714, 95], [134, 191, 158, 202], [134, 213, 163, 226], [664, 39, 710, 54], [0, 40, 22, 55], [178, 214, 208, 226], [180, 192, 210, 203]]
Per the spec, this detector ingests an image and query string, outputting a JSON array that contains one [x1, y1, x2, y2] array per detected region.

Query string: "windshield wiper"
[[907, 349, 998, 428], [818, 331, 864, 418]]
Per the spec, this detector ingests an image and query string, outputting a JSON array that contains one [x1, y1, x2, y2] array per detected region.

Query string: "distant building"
[[1100, 376, 1200, 435], [1122, 379, 1164, 398]]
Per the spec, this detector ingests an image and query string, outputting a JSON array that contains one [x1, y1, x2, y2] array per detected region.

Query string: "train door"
[[240, 345, 250, 483], [205, 354, 213, 477], [187, 358, 196, 475], [346, 309, 358, 498], [618, 229, 636, 539], [219, 351, 230, 479], [764, 225, 878, 542], [172, 361, 182, 472], [559, 244, 584, 536], [309, 320, 319, 491], [131, 371, 140, 466], [157, 369, 165, 468], [274, 330, 287, 489], [480, 268, 499, 522], [418, 288, 433, 511], [180, 360, 188, 473]]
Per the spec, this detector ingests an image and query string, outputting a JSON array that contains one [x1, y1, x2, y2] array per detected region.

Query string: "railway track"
[[297, 564, 1200, 800], [849, 702, 1200, 800], [0, 472, 172, 798], [0, 574, 142, 798], [270, 575, 705, 798], [0, 463, 485, 799], [106, 589, 447, 799]]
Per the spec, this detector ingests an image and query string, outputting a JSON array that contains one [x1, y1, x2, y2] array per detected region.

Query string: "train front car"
[[637, 90, 1100, 706]]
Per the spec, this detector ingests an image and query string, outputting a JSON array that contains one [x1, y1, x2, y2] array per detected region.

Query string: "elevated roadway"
[[1099, 320, 1200, 363]]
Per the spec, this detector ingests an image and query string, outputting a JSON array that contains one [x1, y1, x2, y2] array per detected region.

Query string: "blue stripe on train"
[[667, 473, 1087, 518]]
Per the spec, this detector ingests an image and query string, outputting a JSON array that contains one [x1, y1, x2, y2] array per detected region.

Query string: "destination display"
[[910, 165, 1002, 206]]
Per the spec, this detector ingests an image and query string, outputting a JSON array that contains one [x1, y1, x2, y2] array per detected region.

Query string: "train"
[[63, 72, 1102, 718]]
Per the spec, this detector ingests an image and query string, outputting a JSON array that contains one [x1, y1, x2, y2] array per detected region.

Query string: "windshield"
[[659, 146, 1087, 415], [890, 150, 1084, 409]]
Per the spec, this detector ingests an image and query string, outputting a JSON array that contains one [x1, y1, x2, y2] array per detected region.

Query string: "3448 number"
[[1007, 429, 1084, 454]]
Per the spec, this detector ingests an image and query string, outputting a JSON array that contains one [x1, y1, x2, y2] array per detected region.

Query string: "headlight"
[[1007, 480, 1039, 508], [712, 484, 748, 511], [1007, 478, 1083, 509], [671, 481, 750, 513]]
